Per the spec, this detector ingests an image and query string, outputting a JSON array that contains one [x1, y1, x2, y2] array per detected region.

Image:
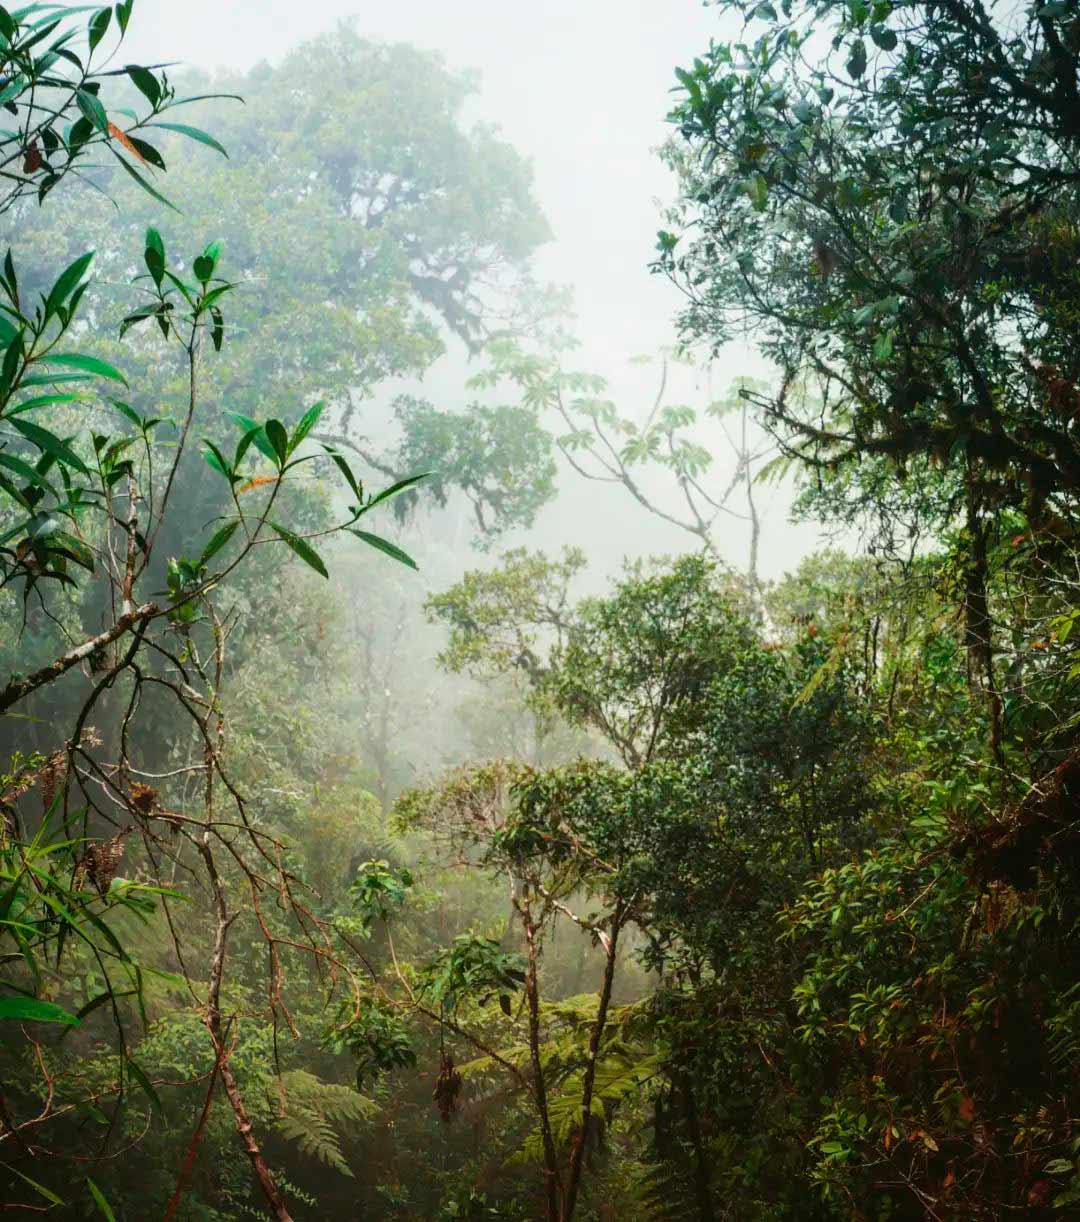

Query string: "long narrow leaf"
[[0, 995, 80, 1025], [358, 471, 432, 516], [86, 1178, 116, 1222], [42, 353, 127, 386], [1, 1163, 64, 1207], [348, 528, 419, 571], [111, 150, 180, 214], [147, 120, 228, 157], [269, 521, 328, 578], [9, 419, 88, 475]]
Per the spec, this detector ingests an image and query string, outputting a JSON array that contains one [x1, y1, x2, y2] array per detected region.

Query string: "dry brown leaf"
[[108, 122, 147, 165], [236, 475, 279, 496]]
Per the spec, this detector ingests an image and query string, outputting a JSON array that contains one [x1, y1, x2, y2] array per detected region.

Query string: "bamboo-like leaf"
[[43, 353, 127, 386], [348, 529, 419, 571], [10, 419, 88, 475], [147, 121, 228, 158], [288, 400, 324, 455], [357, 471, 432, 517], [200, 519, 239, 565], [0, 995, 80, 1025], [269, 521, 328, 578], [2, 1163, 64, 1206], [86, 1177, 116, 1221]]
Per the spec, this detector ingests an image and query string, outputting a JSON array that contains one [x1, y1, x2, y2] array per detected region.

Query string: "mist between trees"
[[2, 2, 1080, 1219]]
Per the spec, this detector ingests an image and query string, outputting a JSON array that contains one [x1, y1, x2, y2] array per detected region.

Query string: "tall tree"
[[658, 0, 1080, 759]]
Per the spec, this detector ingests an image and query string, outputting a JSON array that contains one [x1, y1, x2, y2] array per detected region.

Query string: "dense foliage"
[[3, 1, 1080, 1220]]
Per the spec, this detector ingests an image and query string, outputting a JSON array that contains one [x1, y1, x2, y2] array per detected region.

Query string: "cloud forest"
[[1, 2, 1079, 1218]]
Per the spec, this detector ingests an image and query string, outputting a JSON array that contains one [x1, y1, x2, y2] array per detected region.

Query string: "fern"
[[270, 1069, 378, 1179], [1047, 983, 1080, 1068]]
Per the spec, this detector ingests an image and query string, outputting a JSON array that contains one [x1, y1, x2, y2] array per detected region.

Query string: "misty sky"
[[128, 1, 829, 577]]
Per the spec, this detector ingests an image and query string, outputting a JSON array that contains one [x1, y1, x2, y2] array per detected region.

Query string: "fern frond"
[[270, 1069, 378, 1179]]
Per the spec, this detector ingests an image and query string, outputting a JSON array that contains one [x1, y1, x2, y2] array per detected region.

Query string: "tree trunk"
[[560, 911, 622, 1222], [521, 894, 562, 1222], [964, 486, 1004, 769]]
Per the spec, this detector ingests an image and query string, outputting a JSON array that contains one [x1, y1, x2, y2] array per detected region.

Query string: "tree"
[[658, 0, 1080, 763], [471, 340, 777, 584], [0, 8, 424, 1216], [419, 549, 880, 1217], [9, 23, 558, 545], [394, 759, 650, 1222], [430, 551, 757, 766]]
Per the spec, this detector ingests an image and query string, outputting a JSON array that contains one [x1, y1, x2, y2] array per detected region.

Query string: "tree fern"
[[269, 1070, 378, 1179]]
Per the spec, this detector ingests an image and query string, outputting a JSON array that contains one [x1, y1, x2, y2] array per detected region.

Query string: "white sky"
[[127, 1, 830, 578], [128, 1, 733, 358]]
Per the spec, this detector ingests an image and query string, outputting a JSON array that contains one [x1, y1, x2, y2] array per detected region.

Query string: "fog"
[[127, 0, 826, 580], [14, 1, 1047, 1216]]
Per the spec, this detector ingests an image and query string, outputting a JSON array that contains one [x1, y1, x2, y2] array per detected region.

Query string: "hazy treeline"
[[2, 2, 1080, 1219]]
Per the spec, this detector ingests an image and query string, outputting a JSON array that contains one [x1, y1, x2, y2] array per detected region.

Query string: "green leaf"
[[269, 521, 328, 578], [233, 423, 263, 469], [119, 305, 158, 338], [126, 1057, 163, 1116], [869, 24, 897, 51], [0, 474, 32, 510], [162, 270, 197, 306], [1, 329, 23, 395], [746, 172, 768, 212], [87, 6, 110, 52], [107, 398, 153, 431], [125, 63, 160, 106], [2, 248, 19, 309], [112, 151, 180, 213], [51, 530, 94, 572], [2, 1163, 64, 1207], [357, 471, 432, 516], [1045, 1158, 1075, 1175], [43, 352, 127, 386], [147, 121, 228, 158], [228, 412, 276, 462], [289, 400, 324, 454], [0, 995, 80, 1025], [202, 440, 232, 480], [86, 1177, 116, 1221], [114, 0, 133, 33], [44, 250, 94, 316], [793, 99, 816, 124], [19, 372, 93, 389], [322, 443, 362, 501], [209, 305, 223, 351], [196, 239, 222, 281], [348, 529, 419, 571], [846, 38, 867, 79], [264, 419, 288, 467], [0, 450, 58, 494], [76, 88, 109, 134], [124, 134, 165, 170], [6, 393, 85, 416], [144, 226, 165, 285], [200, 519, 239, 566], [10, 419, 88, 475], [0, 74, 23, 108]]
